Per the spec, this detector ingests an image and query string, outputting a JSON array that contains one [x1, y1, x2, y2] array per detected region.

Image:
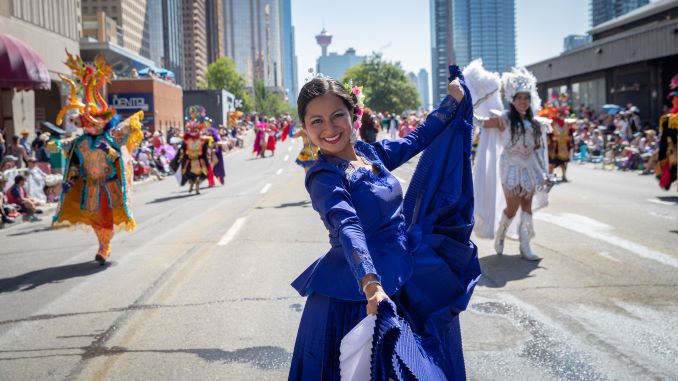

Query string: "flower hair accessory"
[[343, 80, 365, 129]]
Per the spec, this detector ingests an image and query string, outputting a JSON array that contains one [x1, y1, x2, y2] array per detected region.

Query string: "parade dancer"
[[289, 68, 481, 380], [51, 52, 144, 265], [206, 118, 226, 186], [253, 121, 266, 158], [471, 64, 551, 261], [174, 106, 213, 194], [265, 118, 278, 156], [656, 74, 678, 191], [541, 95, 574, 182]]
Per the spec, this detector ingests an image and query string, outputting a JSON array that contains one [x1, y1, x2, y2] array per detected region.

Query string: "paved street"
[[1, 133, 677, 381]]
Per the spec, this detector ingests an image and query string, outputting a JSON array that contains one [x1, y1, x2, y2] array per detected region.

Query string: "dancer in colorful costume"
[[467, 60, 551, 260], [540, 95, 574, 182], [252, 121, 267, 158], [51, 52, 143, 265], [205, 118, 226, 186], [656, 74, 678, 190], [174, 106, 213, 194], [289, 67, 481, 380]]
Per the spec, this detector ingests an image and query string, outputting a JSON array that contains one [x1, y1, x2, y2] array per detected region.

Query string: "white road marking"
[[395, 176, 407, 184], [260, 183, 272, 194], [596, 251, 620, 262], [648, 211, 675, 220], [217, 217, 246, 246], [536, 212, 678, 269], [276, 168, 283, 175], [283, 154, 290, 161], [647, 198, 676, 206]]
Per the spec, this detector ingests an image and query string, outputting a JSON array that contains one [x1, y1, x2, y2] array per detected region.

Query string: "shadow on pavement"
[[255, 200, 311, 210], [657, 196, 678, 204], [0, 345, 291, 370], [0, 261, 109, 293], [478, 254, 541, 288], [146, 193, 197, 204]]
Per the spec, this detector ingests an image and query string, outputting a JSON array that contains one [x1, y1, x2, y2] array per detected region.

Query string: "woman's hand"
[[362, 275, 389, 315], [448, 78, 464, 103]]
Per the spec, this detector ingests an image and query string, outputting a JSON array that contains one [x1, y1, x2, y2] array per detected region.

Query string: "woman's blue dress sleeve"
[[371, 96, 458, 171], [306, 168, 380, 292]]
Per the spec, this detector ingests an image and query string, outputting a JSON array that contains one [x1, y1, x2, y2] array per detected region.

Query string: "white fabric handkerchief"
[[339, 314, 377, 381]]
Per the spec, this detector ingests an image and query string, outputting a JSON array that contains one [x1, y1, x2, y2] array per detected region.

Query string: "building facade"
[[527, 0, 678, 125], [81, 0, 151, 59], [0, 0, 81, 139], [108, 77, 184, 134], [590, 0, 649, 27], [430, 0, 515, 103], [316, 48, 366, 82], [182, 0, 207, 90], [564, 34, 593, 51], [162, 0, 184, 87]]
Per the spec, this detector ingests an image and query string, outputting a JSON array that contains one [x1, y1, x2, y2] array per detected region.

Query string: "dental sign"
[[108, 93, 153, 112]]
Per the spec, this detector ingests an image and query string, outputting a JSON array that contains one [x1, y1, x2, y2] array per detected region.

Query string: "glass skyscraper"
[[162, 0, 183, 86], [430, 0, 516, 103], [281, 0, 298, 105], [590, 0, 649, 27]]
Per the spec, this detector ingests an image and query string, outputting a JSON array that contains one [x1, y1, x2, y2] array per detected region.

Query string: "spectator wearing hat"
[[19, 129, 33, 157], [6, 174, 41, 222]]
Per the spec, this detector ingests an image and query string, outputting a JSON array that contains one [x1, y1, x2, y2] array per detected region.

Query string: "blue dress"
[[290, 71, 480, 381]]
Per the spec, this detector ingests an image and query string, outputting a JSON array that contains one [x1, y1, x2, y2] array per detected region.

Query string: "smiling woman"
[[287, 73, 479, 380]]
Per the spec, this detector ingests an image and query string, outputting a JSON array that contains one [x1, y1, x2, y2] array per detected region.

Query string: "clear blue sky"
[[292, 0, 590, 95]]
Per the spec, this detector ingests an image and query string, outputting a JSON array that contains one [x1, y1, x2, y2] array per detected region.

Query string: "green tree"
[[253, 79, 290, 118], [203, 57, 253, 112], [341, 54, 419, 115]]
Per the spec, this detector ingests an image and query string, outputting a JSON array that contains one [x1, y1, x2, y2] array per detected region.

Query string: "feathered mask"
[[539, 93, 572, 124], [56, 50, 116, 134], [185, 105, 208, 136], [501, 67, 542, 113]]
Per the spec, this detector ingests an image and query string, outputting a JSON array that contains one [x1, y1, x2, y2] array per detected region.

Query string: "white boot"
[[519, 211, 540, 261], [494, 211, 513, 255]]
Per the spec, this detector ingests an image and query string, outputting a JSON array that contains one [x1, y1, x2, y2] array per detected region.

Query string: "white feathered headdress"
[[501, 67, 542, 113], [462, 59, 503, 118]]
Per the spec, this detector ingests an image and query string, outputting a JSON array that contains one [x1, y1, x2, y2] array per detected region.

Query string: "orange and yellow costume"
[[51, 52, 143, 264]]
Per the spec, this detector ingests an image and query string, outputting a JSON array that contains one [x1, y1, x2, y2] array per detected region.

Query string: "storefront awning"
[[0, 33, 51, 91]]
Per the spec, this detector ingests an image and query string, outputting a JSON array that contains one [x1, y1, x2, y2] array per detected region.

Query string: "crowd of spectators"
[[571, 103, 659, 174]]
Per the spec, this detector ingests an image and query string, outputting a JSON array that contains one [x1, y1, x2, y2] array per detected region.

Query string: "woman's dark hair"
[[297, 77, 358, 126], [508, 100, 542, 149]]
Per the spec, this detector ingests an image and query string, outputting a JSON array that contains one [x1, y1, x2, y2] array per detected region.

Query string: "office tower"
[[206, 0, 225, 64], [81, 0, 151, 58], [430, 0, 515, 103], [162, 0, 184, 86], [223, 0, 285, 90], [183, 0, 208, 90], [281, 0, 298, 104]]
